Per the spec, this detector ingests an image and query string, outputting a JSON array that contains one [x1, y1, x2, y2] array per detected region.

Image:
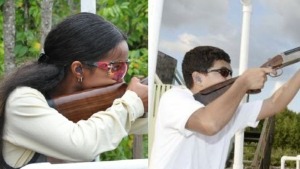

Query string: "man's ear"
[[192, 72, 203, 84]]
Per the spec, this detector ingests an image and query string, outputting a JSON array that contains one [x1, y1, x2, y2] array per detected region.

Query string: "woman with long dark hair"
[[0, 12, 147, 168]]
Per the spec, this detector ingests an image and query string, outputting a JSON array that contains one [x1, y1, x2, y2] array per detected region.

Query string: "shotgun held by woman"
[[48, 77, 148, 122]]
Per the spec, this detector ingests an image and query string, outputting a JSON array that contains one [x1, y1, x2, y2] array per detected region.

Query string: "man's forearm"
[[258, 69, 300, 120], [187, 77, 248, 135]]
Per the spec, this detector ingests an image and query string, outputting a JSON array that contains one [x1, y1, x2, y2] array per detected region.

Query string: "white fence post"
[[81, 0, 96, 14], [280, 155, 300, 169]]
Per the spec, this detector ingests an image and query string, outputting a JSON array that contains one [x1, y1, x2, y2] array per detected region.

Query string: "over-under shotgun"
[[47, 77, 148, 123], [194, 46, 300, 105]]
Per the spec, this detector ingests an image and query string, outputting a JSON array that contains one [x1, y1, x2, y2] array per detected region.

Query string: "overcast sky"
[[157, 0, 300, 112]]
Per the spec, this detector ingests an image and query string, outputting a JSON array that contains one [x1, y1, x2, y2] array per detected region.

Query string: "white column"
[[149, 0, 164, 126], [233, 1, 252, 169], [81, 0, 96, 14], [148, 0, 164, 158]]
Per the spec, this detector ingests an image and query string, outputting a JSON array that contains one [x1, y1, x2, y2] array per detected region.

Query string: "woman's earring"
[[78, 77, 83, 83]]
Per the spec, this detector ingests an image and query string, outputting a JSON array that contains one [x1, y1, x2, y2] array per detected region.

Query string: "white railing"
[[21, 159, 148, 169], [281, 155, 300, 169]]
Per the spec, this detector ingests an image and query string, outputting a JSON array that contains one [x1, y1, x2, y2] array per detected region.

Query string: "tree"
[[40, 0, 54, 53], [262, 108, 300, 167], [3, 0, 16, 76]]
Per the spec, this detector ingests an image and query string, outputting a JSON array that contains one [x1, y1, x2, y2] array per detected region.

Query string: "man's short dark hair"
[[182, 46, 231, 89]]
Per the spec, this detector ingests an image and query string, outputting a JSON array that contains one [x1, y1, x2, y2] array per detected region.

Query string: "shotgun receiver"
[[47, 77, 148, 123], [194, 46, 300, 105]]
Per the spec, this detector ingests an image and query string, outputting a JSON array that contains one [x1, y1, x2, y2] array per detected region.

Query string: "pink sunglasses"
[[85, 60, 130, 81]]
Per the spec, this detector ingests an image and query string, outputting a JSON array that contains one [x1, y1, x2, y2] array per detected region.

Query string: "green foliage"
[[0, 8, 4, 76], [124, 48, 148, 82], [100, 135, 133, 160], [271, 147, 299, 167], [52, 0, 80, 25], [269, 109, 300, 167], [14, 0, 41, 62], [100, 134, 148, 160], [143, 134, 148, 158], [97, 0, 148, 49], [273, 109, 300, 150], [0, 0, 5, 6], [244, 109, 300, 167]]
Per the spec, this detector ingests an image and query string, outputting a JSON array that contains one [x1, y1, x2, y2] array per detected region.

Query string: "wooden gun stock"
[[193, 52, 298, 105], [48, 77, 148, 123]]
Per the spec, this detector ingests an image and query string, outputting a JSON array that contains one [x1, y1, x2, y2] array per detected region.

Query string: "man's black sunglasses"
[[207, 68, 233, 78]]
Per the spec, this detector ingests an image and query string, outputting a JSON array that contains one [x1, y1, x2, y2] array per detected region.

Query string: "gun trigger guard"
[[268, 68, 283, 78]]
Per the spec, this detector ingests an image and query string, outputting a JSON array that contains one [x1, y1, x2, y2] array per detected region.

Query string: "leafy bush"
[[243, 109, 300, 167], [270, 147, 299, 167], [270, 109, 300, 166], [273, 109, 300, 150]]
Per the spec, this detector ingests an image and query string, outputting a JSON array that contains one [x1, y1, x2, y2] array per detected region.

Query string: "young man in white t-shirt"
[[150, 46, 300, 169]]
